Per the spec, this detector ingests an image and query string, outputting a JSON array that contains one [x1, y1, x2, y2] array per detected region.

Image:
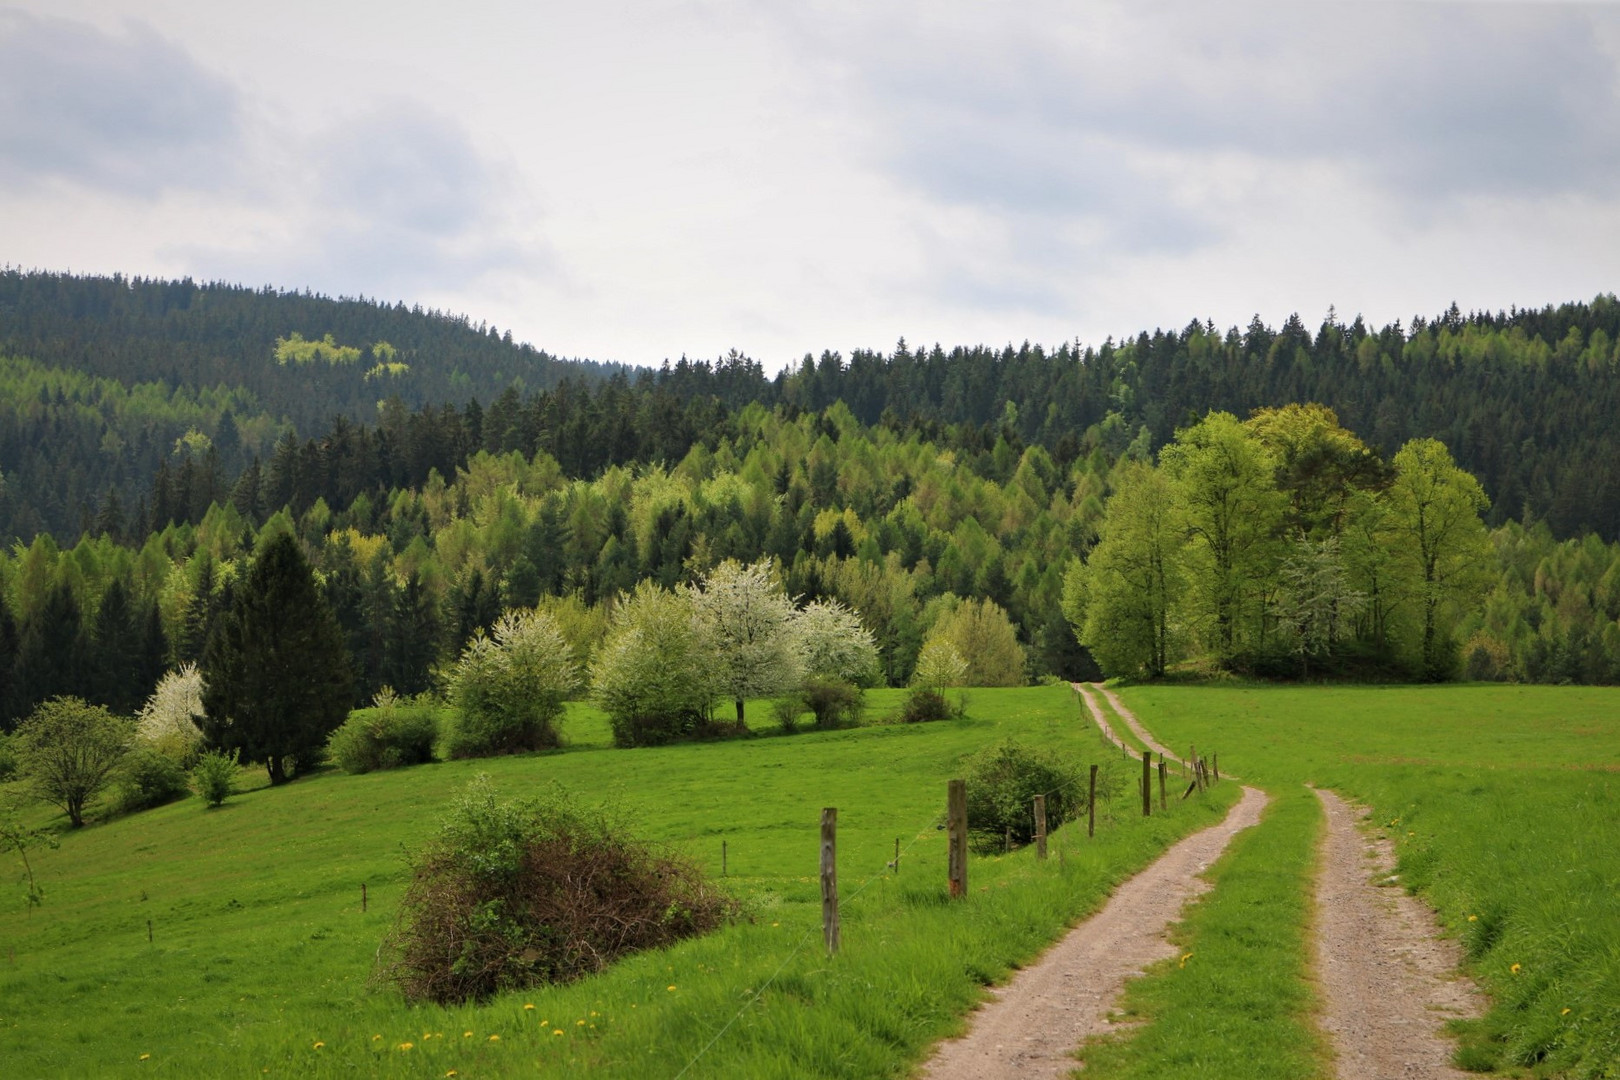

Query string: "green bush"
[[190, 749, 239, 807], [116, 747, 192, 813], [381, 777, 736, 1004], [0, 733, 15, 782], [963, 740, 1086, 852], [801, 679, 864, 729], [447, 610, 578, 758], [326, 704, 438, 774], [897, 687, 961, 723]]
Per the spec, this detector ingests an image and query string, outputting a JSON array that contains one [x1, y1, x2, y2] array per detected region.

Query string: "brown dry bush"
[[380, 776, 737, 1004]]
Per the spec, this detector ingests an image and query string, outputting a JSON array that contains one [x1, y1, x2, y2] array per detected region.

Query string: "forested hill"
[[0, 270, 621, 431]]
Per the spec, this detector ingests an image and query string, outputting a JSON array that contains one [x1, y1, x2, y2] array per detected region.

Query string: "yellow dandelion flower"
[[372, 1034, 382, 1041], [1467, 915, 1478, 922], [577, 1019, 586, 1026], [590, 1011, 598, 1017], [667, 984, 677, 991], [553, 1029, 565, 1036], [139, 1054, 151, 1061], [312, 1041, 325, 1049], [399, 1042, 414, 1051], [1511, 963, 1522, 974], [447, 1072, 459, 1078], [772, 921, 780, 927], [524, 1003, 535, 1011], [488, 1034, 500, 1042], [1179, 952, 1194, 968], [1562, 1008, 1572, 1016], [463, 1031, 474, 1038]]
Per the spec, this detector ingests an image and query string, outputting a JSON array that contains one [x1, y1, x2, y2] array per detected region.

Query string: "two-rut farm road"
[[922, 686, 1483, 1080]]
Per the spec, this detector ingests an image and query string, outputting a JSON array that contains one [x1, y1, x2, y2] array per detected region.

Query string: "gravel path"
[[917, 785, 1270, 1080], [1313, 788, 1484, 1079], [1093, 684, 1187, 768]]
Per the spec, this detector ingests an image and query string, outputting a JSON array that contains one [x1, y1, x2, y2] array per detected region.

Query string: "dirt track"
[[917, 785, 1269, 1080], [1313, 788, 1484, 1078]]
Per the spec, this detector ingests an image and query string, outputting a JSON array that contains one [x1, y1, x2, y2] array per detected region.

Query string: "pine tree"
[[201, 533, 352, 784], [384, 572, 440, 697]]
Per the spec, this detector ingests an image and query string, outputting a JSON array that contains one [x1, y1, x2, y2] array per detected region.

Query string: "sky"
[[3, 1, 1620, 370]]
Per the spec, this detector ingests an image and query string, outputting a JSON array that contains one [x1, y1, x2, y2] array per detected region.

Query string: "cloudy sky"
[[3, 1, 1619, 369]]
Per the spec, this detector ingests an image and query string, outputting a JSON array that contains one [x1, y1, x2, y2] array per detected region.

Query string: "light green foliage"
[[1065, 461, 1185, 677], [13, 696, 132, 827], [0, 685, 1237, 1078], [1160, 411, 1286, 661], [794, 597, 881, 685], [447, 608, 579, 758], [1273, 535, 1364, 672], [115, 747, 191, 813], [910, 637, 967, 692], [273, 332, 363, 366], [924, 597, 1025, 686], [1123, 683, 1620, 1079], [535, 592, 609, 673], [1385, 438, 1493, 679], [0, 814, 58, 912], [189, 748, 239, 807], [591, 580, 718, 745], [692, 559, 803, 723]]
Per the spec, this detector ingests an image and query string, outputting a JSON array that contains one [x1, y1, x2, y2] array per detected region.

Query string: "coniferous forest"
[[4, 269, 1620, 729]]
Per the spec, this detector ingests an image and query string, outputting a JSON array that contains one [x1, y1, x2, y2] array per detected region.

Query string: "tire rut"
[[917, 785, 1269, 1080]]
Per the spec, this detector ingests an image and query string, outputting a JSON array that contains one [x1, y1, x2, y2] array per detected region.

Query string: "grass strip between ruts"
[[1072, 785, 1328, 1080]]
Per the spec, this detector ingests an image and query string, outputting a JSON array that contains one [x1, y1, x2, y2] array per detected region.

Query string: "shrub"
[[326, 695, 438, 774], [0, 734, 16, 782], [116, 747, 192, 813], [801, 679, 864, 729], [447, 609, 579, 759], [381, 777, 737, 1004], [772, 696, 806, 734], [897, 688, 962, 724], [191, 749, 239, 807], [963, 740, 1086, 852]]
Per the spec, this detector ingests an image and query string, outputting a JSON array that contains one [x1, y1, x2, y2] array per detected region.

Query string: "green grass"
[[1118, 683, 1620, 1079], [1076, 787, 1327, 1080], [0, 685, 1238, 1078]]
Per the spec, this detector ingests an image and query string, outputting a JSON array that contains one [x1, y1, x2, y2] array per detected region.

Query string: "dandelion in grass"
[[524, 1003, 535, 1011], [1510, 963, 1522, 974], [1467, 915, 1478, 922], [447, 1072, 459, 1078], [372, 1034, 382, 1041], [553, 1029, 564, 1036], [488, 1034, 500, 1042], [312, 1041, 325, 1049], [1179, 952, 1193, 969], [399, 1041, 415, 1051], [139, 1054, 151, 1061], [1562, 1008, 1571, 1016], [463, 1031, 474, 1038], [667, 984, 677, 991]]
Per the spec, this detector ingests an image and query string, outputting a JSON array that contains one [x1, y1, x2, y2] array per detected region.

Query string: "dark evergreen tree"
[[449, 568, 501, 656], [14, 582, 84, 721], [200, 533, 352, 784], [88, 577, 142, 714], [384, 572, 440, 697]]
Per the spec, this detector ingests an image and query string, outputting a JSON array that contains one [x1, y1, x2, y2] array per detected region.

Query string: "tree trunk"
[[266, 756, 287, 785], [734, 698, 745, 726]]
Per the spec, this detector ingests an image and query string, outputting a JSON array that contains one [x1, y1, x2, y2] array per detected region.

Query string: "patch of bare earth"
[[1313, 788, 1485, 1079], [917, 786, 1269, 1080]]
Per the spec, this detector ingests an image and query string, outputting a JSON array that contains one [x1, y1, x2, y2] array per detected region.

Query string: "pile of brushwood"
[[382, 777, 736, 1004]]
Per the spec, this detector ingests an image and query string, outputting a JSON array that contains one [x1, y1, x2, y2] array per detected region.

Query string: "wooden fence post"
[[1158, 760, 1167, 812], [821, 808, 839, 954], [947, 780, 968, 897], [1212, 753, 1219, 782], [1033, 794, 1047, 861], [361, 883, 367, 913], [1088, 765, 1097, 838], [893, 836, 900, 875], [722, 840, 728, 877], [1141, 750, 1152, 817]]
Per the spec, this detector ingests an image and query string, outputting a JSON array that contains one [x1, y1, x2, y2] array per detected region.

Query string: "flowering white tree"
[[590, 581, 718, 745], [447, 608, 580, 757], [691, 559, 802, 725], [794, 599, 881, 686], [136, 663, 206, 759]]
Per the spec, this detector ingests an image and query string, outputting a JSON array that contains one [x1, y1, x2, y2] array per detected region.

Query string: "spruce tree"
[[201, 533, 351, 784]]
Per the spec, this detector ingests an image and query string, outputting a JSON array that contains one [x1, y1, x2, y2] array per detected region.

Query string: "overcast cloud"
[[3, 1, 1620, 366]]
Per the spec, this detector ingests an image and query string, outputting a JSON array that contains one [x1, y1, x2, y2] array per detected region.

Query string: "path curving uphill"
[[918, 785, 1269, 1080], [1313, 788, 1485, 1079]]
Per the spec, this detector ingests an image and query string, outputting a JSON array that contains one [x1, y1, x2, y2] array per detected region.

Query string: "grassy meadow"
[[1118, 683, 1620, 1079], [0, 685, 1238, 1078]]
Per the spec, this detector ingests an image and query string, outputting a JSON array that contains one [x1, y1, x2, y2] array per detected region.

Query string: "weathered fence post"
[[722, 840, 728, 877], [1212, 753, 1219, 783], [1158, 759, 1167, 811], [1088, 765, 1097, 838], [147, 919, 153, 944], [361, 883, 368, 913], [1033, 794, 1048, 861], [893, 836, 900, 875], [1141, 750, 1152, 817], [948, 779, 968, 897], [821, 808, 839, 954]]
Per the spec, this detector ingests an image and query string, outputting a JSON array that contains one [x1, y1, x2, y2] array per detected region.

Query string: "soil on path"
[[1092, 684, 1185, 767], [917, 785, 1269, 1080], [1313, 788, 1484, 1079]]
